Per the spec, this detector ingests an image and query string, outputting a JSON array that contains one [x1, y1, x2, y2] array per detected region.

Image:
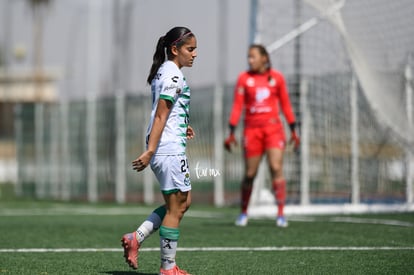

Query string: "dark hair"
[[147, 26, 195, 84], [249, 44, 272, 71]]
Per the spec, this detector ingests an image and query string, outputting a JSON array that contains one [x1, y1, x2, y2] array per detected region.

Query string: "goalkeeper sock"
[[136, 205, 166, 244], [241, 183, 253, 214], [272, 179, 286, 217], [159, 226, 179, 270]]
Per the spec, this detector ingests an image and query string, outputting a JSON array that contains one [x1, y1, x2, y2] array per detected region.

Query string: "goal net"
[[246, 0, 414, 216]]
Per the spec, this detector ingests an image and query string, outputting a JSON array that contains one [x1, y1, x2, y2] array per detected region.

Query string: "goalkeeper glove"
[[224, 133, 238, 152], [290, 130, 300, 152]]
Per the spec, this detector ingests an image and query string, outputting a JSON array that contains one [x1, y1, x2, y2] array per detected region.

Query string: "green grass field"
[[0, 199, 413, 275]]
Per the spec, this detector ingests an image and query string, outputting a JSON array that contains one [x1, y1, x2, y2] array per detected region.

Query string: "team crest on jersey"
[[184, 173, 191, 186], [246, 77, 255, 87], [268, 77, 276, 87]]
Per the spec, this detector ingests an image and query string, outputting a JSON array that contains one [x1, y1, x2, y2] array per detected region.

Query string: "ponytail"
[[147, 36, 166, 85], [147, 27, 195, 85]]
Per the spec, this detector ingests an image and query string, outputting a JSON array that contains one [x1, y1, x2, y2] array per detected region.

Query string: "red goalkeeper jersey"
[[228, 69, 296, 128]]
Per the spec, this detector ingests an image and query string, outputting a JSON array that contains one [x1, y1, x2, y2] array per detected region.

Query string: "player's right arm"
[[225, 74, 245, 152], [132, 98, 172, 172], [228, 74, 246, 129], [133, 73, 180, 172]]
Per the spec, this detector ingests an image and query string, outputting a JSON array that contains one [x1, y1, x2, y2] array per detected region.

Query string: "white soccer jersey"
[[146, 61, 191, 155]]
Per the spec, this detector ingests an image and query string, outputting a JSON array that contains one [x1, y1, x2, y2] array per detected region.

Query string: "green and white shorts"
[[150, 154, 191, 194]]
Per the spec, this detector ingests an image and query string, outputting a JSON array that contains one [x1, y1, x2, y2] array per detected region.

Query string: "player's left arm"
[[278, 73, 300, 149]]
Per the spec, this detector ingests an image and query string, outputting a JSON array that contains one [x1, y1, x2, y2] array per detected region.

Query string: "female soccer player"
[[224, 44, 300, 228], [121, 26, 197, 275]]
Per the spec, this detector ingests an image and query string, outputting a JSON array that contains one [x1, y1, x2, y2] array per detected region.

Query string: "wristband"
[[229, 124, 236, 134], [289, 122, 296, 132]]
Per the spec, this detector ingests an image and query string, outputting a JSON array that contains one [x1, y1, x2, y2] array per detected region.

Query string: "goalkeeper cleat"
[[235, 213, 248, 227], [159, 265, 192, 275], [276, 216, 288, 228], [121, 232, 140, 270]]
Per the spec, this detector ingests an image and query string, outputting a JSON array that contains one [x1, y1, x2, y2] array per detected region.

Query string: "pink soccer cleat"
[[121, 232, 140, 269], [159, 265, 192, 275]]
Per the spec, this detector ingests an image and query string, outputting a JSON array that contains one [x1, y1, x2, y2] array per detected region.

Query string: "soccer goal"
[[247, 0, 414, 216]]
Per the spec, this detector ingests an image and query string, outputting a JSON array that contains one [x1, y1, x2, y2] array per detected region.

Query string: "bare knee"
[[267, 149, 284, 180], [270, 164, 283, 180], [244, 156, 261, 185], [167, 204, 187, 221], [164, 191, 190, 222], [244, 167, 258, 185], [177, 195, 192, 220]]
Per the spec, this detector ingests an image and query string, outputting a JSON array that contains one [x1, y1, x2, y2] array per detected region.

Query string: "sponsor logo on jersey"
[[255, 87, 270, 102], [163, 84, 179, 92], [171, 76, 179, 83], [249, 106, 272, 114]]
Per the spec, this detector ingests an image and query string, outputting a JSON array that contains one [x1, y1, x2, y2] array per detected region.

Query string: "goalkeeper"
[[224, 44, 300, 227]]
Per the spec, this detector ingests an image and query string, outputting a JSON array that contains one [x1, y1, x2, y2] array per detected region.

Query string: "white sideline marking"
[[286, 216, 414, 227], [0, 208, 225, 219], [329, 217, 414, 227], [1, 206, 413, 227], [1, 247, 414, 253]]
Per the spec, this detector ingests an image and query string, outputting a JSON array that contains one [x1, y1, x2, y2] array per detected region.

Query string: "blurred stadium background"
[[0, 0, 413, 214]]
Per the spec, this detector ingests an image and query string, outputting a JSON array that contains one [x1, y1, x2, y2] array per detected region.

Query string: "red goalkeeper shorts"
[[243, 124, 286, 158]]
